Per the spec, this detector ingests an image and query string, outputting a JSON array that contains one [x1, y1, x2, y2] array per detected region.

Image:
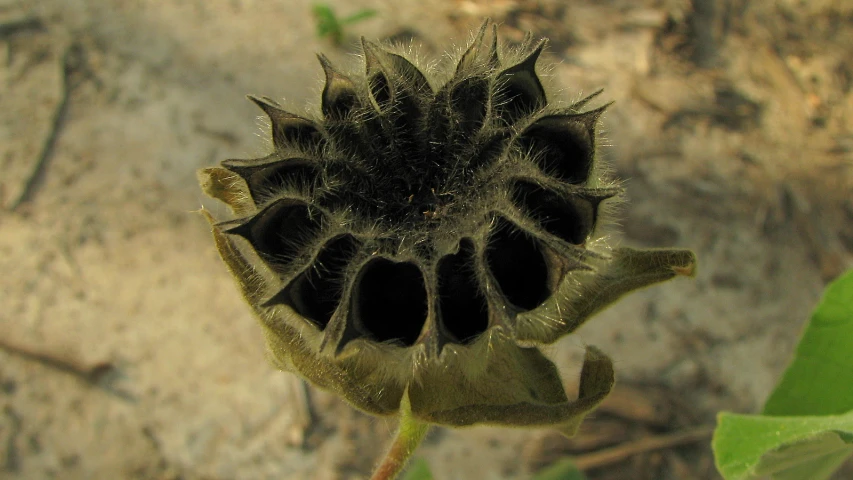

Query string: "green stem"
[[370, 393, 430, 480]]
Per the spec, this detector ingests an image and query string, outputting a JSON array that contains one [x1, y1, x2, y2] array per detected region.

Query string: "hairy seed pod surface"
[[198, 22, 696, 435]]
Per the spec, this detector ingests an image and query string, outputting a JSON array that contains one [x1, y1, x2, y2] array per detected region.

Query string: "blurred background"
[[1, 0, 851, 478]]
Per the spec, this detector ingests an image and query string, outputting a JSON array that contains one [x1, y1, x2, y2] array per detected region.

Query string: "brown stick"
[[597, 384, 672, 426], [0, 336, 113, 383], [573, 425, 714, 471], [0, 15, 43, 38], [8, 42, 80, 211]]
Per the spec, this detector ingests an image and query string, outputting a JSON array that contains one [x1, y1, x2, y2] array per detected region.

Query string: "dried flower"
[[198, 21, 695, 438]]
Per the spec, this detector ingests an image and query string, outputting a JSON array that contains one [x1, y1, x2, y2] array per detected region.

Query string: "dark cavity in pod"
[[485, 216, 550, 311], [436, 238, 489, 344], [351, 258, 429, 346]]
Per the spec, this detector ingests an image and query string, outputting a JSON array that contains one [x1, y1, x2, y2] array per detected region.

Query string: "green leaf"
[[713, 270, 853, 479], [342, 9, 378, 25], [532, 457, 588, 480], [312, 4, 342, 42], [755, 432, 852, 479], [402, 457, 434, 480], [713, 411, 853, 480], [311, 4, 337, 25], [763, 269, 853, 416]]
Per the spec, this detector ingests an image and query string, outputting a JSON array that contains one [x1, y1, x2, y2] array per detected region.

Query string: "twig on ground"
[[0, 335, 114, 384], [297, 379, 322, 449], [0, 15, 44, 38], [8, 42, 82, 211], [597, 384, 672, 426], [572, 425, 714, 471], [2, 406, 22, 472]]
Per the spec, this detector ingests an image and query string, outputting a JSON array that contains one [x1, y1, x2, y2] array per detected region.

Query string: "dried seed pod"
[[198, 21, 696, 435]]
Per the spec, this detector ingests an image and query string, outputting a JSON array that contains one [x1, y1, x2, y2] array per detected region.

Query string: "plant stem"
[[370, 393, 430, 480]]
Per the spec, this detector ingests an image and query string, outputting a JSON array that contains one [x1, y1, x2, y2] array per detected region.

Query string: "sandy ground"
[[1, 0, 852, 479]]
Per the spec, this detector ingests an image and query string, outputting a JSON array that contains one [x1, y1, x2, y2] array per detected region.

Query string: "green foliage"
[[401, 458, 434, 480], [532, 458, 588, 480], [763, 268, 853, 416], [714, 412, 853, 479], [713, 269, 853, 479], [312, 4, 377, 45]]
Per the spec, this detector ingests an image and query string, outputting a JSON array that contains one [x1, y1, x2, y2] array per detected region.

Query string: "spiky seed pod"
[[198, 21, 696, 435]]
